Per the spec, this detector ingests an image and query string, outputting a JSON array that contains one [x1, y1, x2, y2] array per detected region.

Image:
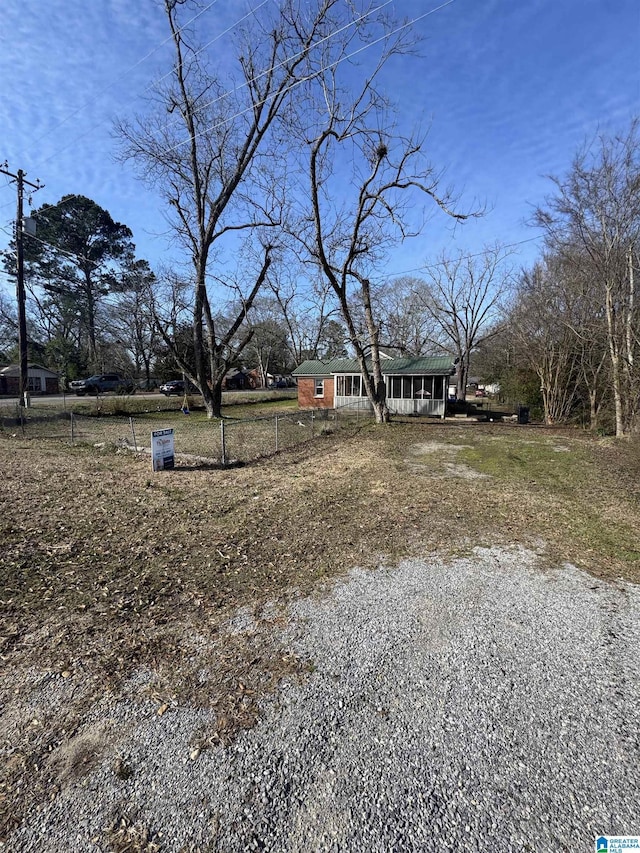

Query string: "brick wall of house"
[[297, 376, 334, 409]]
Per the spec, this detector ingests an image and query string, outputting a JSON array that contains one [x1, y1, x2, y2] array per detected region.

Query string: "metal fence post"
[[129, 416, 137, 451], [275, 414, 279, 452], [70, 411, 75, 444], [311, 410, 315, 437], [220, 419, 226, 466]]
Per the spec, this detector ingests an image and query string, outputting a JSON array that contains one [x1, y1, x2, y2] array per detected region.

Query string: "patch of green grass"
[[454, 428, 639, 573], [458, 434, 592, 491], [571, 511, 640, 564]]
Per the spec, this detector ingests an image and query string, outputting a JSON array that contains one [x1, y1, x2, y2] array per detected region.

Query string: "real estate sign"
[[151, 428, 175, 471]]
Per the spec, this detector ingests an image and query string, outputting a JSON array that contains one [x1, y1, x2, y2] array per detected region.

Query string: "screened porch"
[[334, 373, 447, 417]]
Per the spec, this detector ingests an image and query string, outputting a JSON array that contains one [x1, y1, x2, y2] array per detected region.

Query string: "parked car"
[[70, 373, 135, 396], [268, 378, 288, 389], [475, 388, 487, 397], [159, 379, 199, 396]]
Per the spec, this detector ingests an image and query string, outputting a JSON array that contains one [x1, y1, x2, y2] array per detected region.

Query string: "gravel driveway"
[[8, 546, 640, 852]]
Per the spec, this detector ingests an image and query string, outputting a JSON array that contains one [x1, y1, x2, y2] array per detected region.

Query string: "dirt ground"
[[1, 421, 639, 844]]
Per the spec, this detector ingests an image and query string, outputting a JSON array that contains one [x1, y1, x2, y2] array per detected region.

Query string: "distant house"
[[292, 356, 455, 418], [223, 369, 258, 391], [0, 363, 59, 395]]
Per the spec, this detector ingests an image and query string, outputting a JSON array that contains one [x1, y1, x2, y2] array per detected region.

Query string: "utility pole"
[[0, 163, 43, 408]]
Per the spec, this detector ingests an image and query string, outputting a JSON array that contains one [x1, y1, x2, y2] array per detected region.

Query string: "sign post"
[[151, 428, 175, 471]]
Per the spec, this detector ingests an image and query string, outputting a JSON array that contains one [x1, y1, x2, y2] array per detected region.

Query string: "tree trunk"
[[200, 379, 223, 419], [589, 389, 599, 431], [143, 354, 152, 389], [362, 280, 389, 423], [211, 380, 223, 418], [371, 378, 390, 423], [623, 248, 638, 433], [85, 277, 97, 366], [456, 356, 468, 401], [605, 282, 625, 437]]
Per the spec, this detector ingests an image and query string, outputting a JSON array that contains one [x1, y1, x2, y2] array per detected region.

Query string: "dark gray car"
[[70, 373, 135, 396]]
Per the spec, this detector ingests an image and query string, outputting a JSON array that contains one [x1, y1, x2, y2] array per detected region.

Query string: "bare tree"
[[413, 245, 513, 399], [108, 260, 158, 387], [117, 0, 345, 417], [550, 247, 610, 430], [375, 276, 443, 356], [509, 261, 582, 424], [289, 20, 471, 422], [243, 298, 295, 386], [534, 120, 640, 436], [267, 264, 343, 363], [147, 267, 196, 378]]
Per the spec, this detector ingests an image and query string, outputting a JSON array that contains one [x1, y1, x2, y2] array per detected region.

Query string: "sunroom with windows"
[[334, 372, 447, 416], [292, 356, 455, 417]]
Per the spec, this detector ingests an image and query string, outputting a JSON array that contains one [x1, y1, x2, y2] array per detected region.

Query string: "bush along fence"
[[0, 405, 364, 466]]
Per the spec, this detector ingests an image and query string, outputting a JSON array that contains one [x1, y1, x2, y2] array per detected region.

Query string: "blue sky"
[[0, 0, 638, 295]]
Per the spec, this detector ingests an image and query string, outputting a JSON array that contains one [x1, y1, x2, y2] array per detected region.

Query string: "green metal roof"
[[293, 356, 455, 376]]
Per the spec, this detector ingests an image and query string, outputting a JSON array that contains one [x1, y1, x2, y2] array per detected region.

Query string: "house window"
[[412, 377, 432, 398], [388, 376, 416, 399], [336, 375, 361, 396], [314, 379, 324, 397], [387, 375, 442, 399], [28, 376, 42, 393]]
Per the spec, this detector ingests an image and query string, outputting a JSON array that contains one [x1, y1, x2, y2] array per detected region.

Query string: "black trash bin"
[[517, 405, 529, 425]]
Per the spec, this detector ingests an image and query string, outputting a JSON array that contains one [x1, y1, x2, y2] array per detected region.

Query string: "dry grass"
[[1, 420, 638, 842], [1, 396, 321, 464]]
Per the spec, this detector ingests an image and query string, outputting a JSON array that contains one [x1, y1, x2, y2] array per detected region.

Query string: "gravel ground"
[[6, 546, 640, 852]]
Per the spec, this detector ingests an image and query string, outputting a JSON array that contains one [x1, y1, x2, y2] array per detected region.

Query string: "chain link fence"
[[0, 402, 368, 466]]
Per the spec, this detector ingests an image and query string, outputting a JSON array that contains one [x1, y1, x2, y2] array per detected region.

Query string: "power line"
[[161, 0, 394, 137], [38, 0, 392, 169], [15, 0, 453, 228], [31, 0, 223, 151], [161, 0, 458, 158], [36, 0, 274, 169], [0, 219, 105, 274], [2, 225, 544, 284], [385, 236, 543, 278], [0, 0, 461, 276]]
